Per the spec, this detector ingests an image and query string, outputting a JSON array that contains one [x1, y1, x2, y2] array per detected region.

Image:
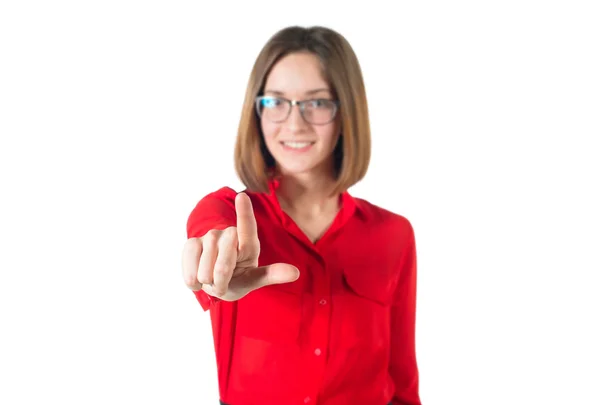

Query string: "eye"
[[307, 99, 330, 109], [261, 97, 282, 109]]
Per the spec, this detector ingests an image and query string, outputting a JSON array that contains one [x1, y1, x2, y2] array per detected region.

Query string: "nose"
[[285, 102, 308, 131]]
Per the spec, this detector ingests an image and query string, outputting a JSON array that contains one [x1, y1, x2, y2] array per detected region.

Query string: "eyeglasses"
[[255, 95, 340, 125]]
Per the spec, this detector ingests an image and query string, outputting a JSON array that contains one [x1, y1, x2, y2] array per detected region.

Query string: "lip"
[[279, 141, 316, 143], [280, 141, 315, 153]]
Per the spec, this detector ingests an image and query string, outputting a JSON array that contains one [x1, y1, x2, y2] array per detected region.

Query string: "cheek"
[[315, 127, 339, 152], [261, 121, 279, 149]]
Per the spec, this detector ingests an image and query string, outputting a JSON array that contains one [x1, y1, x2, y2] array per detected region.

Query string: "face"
[[259, 52, 340, 178]]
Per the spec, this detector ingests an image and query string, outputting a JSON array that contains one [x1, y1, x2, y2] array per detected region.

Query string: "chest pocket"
[[342, 265, 397, 305], [336, 265, 398, 347]]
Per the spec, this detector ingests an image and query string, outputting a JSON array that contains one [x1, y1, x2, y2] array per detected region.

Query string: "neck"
[[274, 171, 340, 217]]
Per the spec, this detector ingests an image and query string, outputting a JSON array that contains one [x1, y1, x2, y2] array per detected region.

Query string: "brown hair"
[[234, 25, 371, 196]]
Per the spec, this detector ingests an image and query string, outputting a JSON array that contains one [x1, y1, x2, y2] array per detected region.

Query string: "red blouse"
[[186, 179, 421, 405]]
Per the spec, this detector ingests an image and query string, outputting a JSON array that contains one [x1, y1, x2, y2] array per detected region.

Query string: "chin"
[[275, 159, 333, 177], [277, 164, 317, 176]]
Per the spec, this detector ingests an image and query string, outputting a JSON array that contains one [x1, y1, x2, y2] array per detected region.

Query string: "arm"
[[389, 221, 422, 405], [186, 187, 238, 310]]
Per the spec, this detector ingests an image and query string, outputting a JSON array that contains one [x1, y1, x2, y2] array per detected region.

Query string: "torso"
[[286, 211, 338, 243], [187, 185, 419, 404], [277, 192, 341, 244]]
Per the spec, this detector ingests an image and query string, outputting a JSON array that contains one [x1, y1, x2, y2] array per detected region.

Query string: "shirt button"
[[319, 299, 327, 305], [304, 396, 311, 403], [314, 348, 322, 356]]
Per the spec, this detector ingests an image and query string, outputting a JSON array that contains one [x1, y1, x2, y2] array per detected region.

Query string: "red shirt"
[[186, 179, 421, 405]]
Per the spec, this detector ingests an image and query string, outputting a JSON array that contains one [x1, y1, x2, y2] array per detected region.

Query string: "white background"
[[1, 1, 599, 404]]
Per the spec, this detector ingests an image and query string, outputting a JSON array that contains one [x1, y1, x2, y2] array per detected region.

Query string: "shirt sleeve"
[[389, 220, 422, 405], [186, 187, 238, 311]]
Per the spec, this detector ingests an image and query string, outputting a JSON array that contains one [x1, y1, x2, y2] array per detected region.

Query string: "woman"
[[182, 25, 421, 405]]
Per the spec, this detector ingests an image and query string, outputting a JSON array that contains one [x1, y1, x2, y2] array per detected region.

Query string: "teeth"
[[283, 141, 312, 149]]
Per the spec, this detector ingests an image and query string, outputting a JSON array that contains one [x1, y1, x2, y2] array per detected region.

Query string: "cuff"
[[193, 289, 219, 311]]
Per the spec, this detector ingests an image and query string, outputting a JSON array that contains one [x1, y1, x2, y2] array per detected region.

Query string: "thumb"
[[242, 263, 300, 291]]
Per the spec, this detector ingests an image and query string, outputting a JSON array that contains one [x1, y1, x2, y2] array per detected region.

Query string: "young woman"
[[182, 25, 421, 405]]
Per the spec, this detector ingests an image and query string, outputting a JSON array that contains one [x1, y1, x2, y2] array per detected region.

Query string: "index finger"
[[235, 192, 258, 251]]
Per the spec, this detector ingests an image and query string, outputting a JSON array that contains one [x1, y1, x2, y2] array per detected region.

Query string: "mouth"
[[280, 141, 315, 152]]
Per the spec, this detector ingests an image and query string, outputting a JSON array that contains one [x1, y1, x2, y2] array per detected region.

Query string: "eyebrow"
[[264, 88, 331, 96]]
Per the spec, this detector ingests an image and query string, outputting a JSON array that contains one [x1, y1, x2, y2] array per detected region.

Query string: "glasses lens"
[[257, 96, 289, 122], [303, 99, 337, 124]]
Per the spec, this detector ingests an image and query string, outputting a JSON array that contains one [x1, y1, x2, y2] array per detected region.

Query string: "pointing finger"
[[235, 192, 259, 255]]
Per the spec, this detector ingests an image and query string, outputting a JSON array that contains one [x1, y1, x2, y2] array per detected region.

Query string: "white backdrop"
[[1, 1, 599, 404]]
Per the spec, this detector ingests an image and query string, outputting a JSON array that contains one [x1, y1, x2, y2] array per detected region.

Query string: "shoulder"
[[186, 186, 239, 238], [353, 196, 415, 239], [186, 186, 272, 238], [188, 186, 238, 217], [195, 186, 269, 206], [201, 186, 239, 204], [187, 185, 269, 221]]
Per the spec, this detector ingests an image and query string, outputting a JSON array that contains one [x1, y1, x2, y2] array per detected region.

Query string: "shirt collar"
[[266, 177, 360, 225]]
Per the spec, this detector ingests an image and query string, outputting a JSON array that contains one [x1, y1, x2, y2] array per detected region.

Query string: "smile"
[[280, 141, 315, 150]]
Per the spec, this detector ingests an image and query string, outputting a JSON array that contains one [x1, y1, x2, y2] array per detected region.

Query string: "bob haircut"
[[234, 25, 371, 196]]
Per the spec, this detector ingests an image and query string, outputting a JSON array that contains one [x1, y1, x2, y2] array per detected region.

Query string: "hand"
[[182, 192, 299, 301]]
